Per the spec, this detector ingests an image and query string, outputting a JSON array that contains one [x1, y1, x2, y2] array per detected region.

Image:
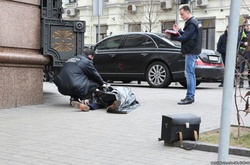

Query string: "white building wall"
[[106, 3, 126, 34], [63, 0, 250, 48]]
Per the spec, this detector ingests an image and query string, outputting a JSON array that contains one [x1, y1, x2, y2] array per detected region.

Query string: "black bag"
[[159, 113, 201, 150]]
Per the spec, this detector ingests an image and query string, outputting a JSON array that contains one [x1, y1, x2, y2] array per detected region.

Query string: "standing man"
[[238, 19, 250, 88], [217, 25, 228, 87], [168, 5, 202, 105], [54, 48, 105, 111]]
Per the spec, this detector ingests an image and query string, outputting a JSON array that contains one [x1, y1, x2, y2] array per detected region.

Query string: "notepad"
[[165, 29, 180, 36]]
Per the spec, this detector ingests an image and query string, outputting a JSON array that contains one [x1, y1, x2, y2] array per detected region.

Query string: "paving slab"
[[0, 82, 249, 165]]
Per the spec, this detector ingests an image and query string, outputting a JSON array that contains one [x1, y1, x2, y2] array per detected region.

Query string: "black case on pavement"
[[160, 113, 201, 143]]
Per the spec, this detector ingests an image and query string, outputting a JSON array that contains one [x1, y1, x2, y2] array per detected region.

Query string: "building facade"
[[63, 0, 250, 50]]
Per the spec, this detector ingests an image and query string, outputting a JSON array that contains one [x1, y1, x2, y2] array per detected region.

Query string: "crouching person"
[[54, 48, 105, 111]]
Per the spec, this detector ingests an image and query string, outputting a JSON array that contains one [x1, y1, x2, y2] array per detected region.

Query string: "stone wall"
[[0, 0, 50, 109]]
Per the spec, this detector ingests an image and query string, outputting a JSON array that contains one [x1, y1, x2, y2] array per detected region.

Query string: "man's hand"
[[173, 23, 179, 32], [244, 42, 248, 46]]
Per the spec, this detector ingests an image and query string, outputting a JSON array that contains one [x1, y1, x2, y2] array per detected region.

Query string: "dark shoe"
[[107, 100, 121, 113], [239, 84, 243, 88], [178, 97, 194, 105], [218, 83, 223, 87], [180, 97, 195, 103], [246, 86, 250, 90]]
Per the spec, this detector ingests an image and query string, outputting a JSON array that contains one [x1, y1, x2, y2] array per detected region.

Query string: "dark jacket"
[[54, 54, 104, 98], [171, 16, 202, 54], [238, 29, 250, 51], [217, 30, 228, 54]]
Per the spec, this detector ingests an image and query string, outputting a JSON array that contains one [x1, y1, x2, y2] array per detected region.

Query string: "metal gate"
[[40, 0, 86, 67]]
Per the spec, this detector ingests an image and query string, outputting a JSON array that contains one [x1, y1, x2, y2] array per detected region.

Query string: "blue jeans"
[[185, 54, 199, 99]]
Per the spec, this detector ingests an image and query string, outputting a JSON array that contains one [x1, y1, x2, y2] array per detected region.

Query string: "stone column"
[[0, 0, 50, 109]]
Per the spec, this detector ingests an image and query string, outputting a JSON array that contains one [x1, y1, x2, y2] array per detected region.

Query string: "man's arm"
[[85, 61, 104, 86], [171, 24, 196, 42]]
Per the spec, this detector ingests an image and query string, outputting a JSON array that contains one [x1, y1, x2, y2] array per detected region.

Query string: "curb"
[[164, 141, 250, 157]]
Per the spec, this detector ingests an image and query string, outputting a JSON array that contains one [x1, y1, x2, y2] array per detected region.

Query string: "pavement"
[[0, 82, 250, 165]]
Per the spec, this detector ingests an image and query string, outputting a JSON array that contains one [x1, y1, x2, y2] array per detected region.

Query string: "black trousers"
[[77, 80, 100, 100], [220, 53, 226, 84], [238, 51, 250, 85], [57, 80, 100, 101]]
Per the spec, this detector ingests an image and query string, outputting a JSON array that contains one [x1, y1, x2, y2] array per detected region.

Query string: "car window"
[[95, 35, 124, 50], [150, 35, 172, 48], [123, 34, 156, 48], [150, 33, 181, 48], [147, 35, 174, 48]]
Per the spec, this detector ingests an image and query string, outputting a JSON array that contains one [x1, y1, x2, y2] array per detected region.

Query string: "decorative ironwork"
[[40, 0, 86, 67], [52, 30, 75, 52]]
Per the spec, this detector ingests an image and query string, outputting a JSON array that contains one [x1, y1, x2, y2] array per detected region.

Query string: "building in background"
[[63, 0, 250, 50]]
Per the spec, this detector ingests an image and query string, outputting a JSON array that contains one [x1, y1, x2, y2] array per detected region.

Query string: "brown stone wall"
[[0, 65, 43, 108], [0, 0, 40, 48], [0, 1, 50, 109]]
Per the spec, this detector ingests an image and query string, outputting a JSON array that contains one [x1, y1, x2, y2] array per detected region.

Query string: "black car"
[[92, 32, 224, 88]]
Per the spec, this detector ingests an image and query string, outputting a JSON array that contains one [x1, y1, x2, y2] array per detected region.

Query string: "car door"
[[93, 35, 125, 80], [116, 34, 157, 80], [149, 34, 185, 81]]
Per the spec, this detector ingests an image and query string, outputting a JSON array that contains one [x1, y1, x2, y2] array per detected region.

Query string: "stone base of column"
[[0, 49, 50, 109]]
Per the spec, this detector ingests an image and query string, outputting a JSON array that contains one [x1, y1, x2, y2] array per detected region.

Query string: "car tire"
[[146, 62, 171, 88], [179, 81, 201, 88]]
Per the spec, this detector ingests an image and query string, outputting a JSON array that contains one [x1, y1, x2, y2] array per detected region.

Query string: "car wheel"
[[146, 62, 171, 88], [179, 81, 201, 88]]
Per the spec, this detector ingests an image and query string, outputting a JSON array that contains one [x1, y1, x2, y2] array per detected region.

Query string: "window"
[[123, 34, 156, 48], [150, 35, 176, 48], [161, 21, 175, 33], [95, 35, 125, 50], [200, 19, 215, 50], [96, 25, 108, 42], [128, 24, 141, 32]]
